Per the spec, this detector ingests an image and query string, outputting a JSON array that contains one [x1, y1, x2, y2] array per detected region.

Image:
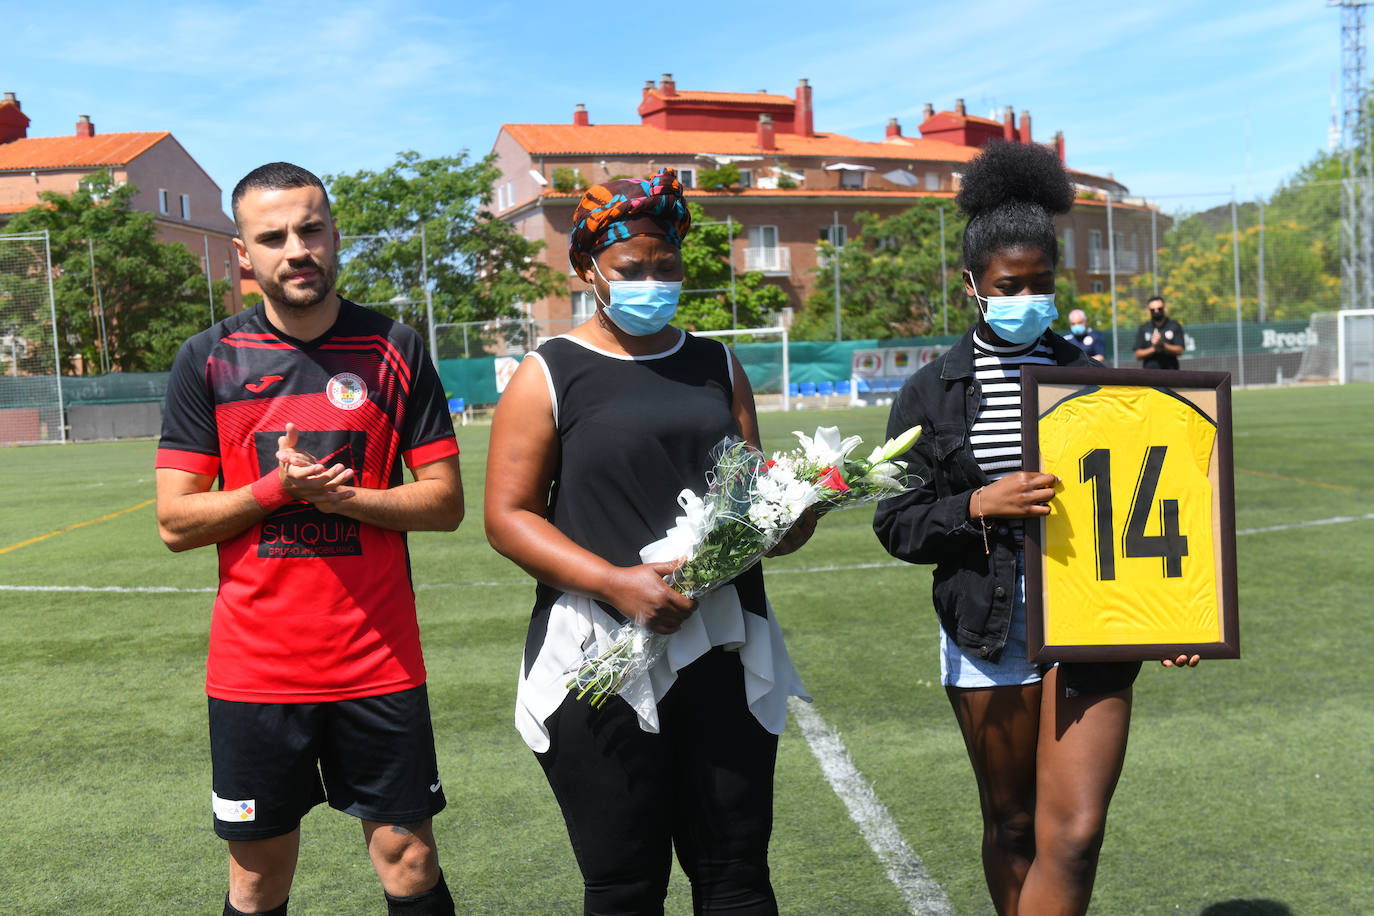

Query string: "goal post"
[[691, 325, 791, 412], [1296, 309, 1374, 384], [0, 231, 65, 444]]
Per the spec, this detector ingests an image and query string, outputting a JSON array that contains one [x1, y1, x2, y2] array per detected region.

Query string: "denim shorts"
[[939, 558, 1044, 689]]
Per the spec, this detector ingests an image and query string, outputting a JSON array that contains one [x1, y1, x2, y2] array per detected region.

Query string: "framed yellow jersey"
[[1021, 367, 1239, 663]]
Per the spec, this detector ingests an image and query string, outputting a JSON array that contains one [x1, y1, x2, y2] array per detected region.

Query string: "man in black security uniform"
[[1133, 295, 1185, 369]]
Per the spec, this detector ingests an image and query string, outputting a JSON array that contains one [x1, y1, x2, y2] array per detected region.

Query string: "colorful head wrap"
[[568, 168, 691, 273]]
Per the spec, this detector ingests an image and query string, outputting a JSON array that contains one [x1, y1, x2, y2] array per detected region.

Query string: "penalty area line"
[[788, 697, 954, 915]]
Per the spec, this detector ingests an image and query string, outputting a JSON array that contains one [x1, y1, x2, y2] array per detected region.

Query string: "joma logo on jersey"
[[326, 372, 368, 410], [259, 512, 363, 558]]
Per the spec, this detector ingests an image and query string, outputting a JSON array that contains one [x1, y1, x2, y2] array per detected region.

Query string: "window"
[[1062, 228, 1075, 269], [1113, 231, 1125, 251], [505, 180, 515, 208], [1088, 229, 1103, 251], [158, 189, 169, 214], [737, 169, 753, 189], [818, 224, 846, 247], [496, 183, 507, 210], [677, 168, 694, 188], [924, 172, 940, 191], [839, 170, 864, 189], [746, 225, 786, 273], [180, 194, 190, 219], [1091, 280, 1105, 293], [571, 290, 595, 324]]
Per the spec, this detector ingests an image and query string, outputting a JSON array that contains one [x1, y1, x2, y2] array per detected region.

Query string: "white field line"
[[2, 511, 1370, 595], [789, 697, 955, 915]]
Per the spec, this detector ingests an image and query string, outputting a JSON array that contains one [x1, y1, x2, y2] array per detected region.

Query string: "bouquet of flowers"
[[774, 424, 924, 513], [565, 425, 921, 708]]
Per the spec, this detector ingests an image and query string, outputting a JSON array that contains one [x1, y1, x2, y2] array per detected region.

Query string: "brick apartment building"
[[492, 75, 1159, 334], [0, 92, 242, 315]]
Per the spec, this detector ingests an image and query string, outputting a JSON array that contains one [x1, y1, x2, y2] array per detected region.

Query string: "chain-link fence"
[[1074, 180, 1362, 385], [0, 231, 64, 443]]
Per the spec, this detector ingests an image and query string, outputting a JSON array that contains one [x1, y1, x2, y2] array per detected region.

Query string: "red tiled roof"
[[501, 123, 981, 164], [0, 131, 170, 171], [644, 89, 795, 107]]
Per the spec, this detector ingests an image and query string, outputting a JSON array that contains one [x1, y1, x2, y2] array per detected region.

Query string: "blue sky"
[[2, 0, 1341, 218]]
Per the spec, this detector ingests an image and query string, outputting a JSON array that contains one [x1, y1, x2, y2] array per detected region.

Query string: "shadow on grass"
[[1201, 900, 1295, 916]]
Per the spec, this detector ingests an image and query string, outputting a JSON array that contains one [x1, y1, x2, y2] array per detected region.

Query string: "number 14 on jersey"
[[1080, 445, 1189, 582]]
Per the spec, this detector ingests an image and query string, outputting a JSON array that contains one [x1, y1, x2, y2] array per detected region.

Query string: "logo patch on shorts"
[[212, 791, 256, 822], [326, 372, 367, 410]]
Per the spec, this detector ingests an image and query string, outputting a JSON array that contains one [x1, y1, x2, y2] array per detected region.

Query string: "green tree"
[[5, 172, 224, 373], [698, 163, 740, 191], [792, 200, 965, 340], [326, 151, 563, 348], [1134, 146, 1344, 327], [676, 202, 789, 332]]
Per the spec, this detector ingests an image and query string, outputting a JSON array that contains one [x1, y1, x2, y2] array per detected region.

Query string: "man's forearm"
[[157, 481, 271, 552], [321, 477, 463, 532]]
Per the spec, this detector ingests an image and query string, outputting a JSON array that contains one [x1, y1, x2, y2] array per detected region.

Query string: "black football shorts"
[[207, 684, 445, 841]]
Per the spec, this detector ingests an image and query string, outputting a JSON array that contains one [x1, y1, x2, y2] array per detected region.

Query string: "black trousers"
[[537, 647, 779, 916]]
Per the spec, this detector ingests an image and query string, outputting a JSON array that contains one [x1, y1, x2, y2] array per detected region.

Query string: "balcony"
[[1087, 249, 1141, 274], [743, 246, 791, 275]]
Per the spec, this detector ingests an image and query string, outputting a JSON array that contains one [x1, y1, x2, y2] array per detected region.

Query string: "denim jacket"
[[872, 326, 1139, 696]]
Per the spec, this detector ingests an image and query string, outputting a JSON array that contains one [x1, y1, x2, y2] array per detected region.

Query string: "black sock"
[[223, 893, 288, 916], [384, 869, 454, 915]]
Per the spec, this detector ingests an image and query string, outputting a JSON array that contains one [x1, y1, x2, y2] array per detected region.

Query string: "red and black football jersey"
[[157, 300, 459, 703]]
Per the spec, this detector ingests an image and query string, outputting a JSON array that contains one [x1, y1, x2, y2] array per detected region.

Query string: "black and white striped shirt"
[[970, 332, 1057, 548]]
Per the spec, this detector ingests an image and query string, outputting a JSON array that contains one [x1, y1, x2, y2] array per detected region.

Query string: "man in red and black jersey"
[[156, 162, 462, 916]]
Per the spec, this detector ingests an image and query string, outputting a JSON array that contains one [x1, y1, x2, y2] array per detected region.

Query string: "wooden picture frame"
[[1021, 366, 1239, 663]]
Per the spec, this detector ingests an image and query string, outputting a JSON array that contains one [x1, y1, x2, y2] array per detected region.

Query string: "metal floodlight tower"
[[1332, 0, 1374, 311]]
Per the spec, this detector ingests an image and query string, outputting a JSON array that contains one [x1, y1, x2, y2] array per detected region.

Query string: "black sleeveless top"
[[523, 330, 768, 674]]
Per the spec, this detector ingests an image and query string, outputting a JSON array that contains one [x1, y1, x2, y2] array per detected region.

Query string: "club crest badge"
[[326, 372, 367, 410]]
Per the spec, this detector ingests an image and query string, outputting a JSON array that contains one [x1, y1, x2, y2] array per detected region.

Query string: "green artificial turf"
[[1, 385, 1371, 914]]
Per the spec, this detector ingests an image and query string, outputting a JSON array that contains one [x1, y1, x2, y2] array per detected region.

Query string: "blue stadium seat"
[[818, 380, 835, 396], [835, 379, 852, 395], [787, 382, 800, 397], [799, 381, 818, 397], [856, 377, 872, 394], [448, 397, 465, 413]]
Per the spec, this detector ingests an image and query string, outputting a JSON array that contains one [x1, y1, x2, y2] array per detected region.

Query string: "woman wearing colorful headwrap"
[[485, 168, 813, 914]]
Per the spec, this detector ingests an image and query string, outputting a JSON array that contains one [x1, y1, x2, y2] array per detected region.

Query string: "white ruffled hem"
[[515, 585, 810, 753]]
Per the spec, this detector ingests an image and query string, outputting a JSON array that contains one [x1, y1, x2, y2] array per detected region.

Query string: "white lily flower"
[[863, 461, 906, 490], [794, 426, 864, 467], [868, 425, 922, 464]]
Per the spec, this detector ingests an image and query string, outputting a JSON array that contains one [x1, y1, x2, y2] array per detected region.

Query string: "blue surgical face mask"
[[592, 257, 681, 336], [1071, 323, 1087, 336], [967, 272, 1057, 344]]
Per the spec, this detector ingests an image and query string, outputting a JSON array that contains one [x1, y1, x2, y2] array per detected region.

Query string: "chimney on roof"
[[75, 114, 95, 138], [643, 79, 654, 100], [954, 98, 966, 117], [1019, 109, 1031, 143], [0, 91, 30, 144], [794, 78, 814, 138], [660, 73, 676, 97], [922, 102, 934, 121], [1054, 130, 1065, 163], [573, 104, 590, 127], [757, 113, 776, 151], [1002, 106, 1015, 142], [886, 117, 902, 139]]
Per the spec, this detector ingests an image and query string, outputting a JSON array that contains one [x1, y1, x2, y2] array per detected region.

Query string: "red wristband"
[[250, 471, 294, 511]]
